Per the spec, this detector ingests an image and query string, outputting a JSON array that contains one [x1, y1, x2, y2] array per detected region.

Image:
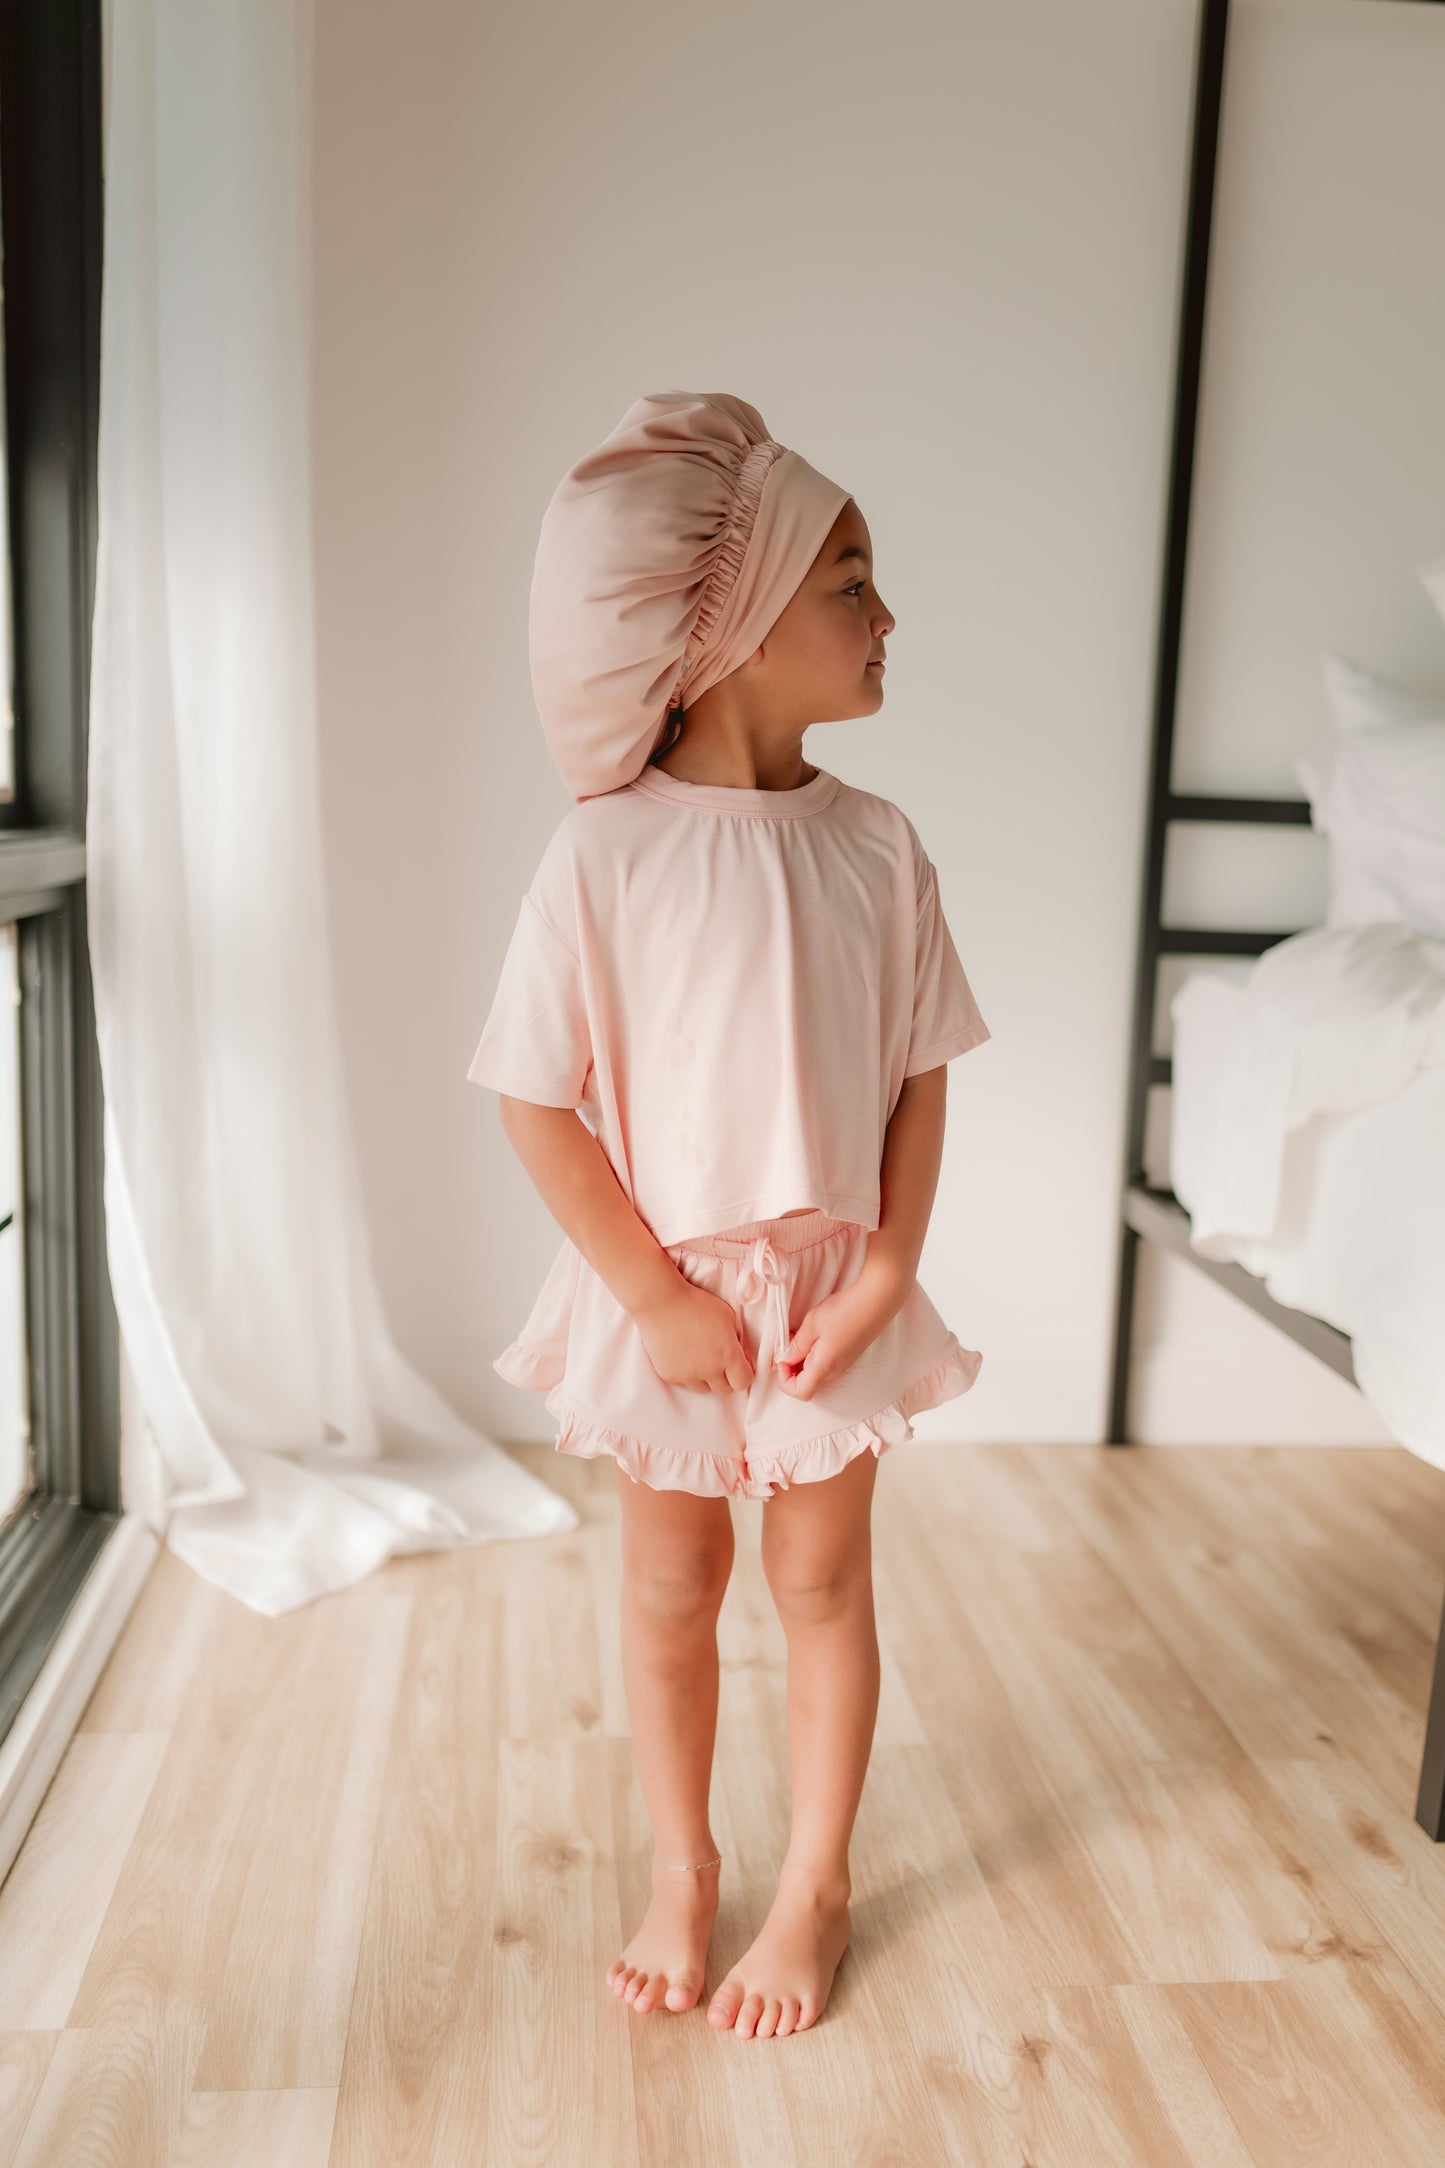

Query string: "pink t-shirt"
[[466, 763, 990, 1248]]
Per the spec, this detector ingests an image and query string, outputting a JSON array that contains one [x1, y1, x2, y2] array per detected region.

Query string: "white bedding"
[[1168, 924, 1445, 1470]]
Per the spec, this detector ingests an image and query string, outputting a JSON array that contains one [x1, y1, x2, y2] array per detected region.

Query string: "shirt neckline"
[[630, 764, 841, 819]]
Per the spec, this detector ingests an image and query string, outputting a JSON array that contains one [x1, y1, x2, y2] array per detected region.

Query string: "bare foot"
[[707, 1865, 852, 2038], [607, 1857, 721, 2015]]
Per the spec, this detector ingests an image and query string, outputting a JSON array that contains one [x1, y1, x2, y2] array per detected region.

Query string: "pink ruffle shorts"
[[493, 1209, 982, 1501]]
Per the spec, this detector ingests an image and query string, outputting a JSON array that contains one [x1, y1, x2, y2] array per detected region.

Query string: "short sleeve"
[[466, 891, 592, 1108], [906, 853, 991, 1077]]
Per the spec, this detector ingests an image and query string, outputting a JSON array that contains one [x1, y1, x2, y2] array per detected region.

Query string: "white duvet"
[[1169, 924, 1445, 1470]]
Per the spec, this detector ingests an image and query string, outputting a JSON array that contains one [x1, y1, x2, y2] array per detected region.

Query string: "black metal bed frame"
[[1105, 0, 1445, 1841]]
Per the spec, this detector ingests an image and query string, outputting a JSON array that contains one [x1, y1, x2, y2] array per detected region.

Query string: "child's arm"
[[498, 1097, 684, 1318], [497, 1098, 755, 1395], [862, 1064, 948, 1306], [774, 1065, 947, 1399]]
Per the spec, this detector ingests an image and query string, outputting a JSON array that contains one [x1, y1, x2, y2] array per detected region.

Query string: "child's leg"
[[759, 1444, 881, 1889], [614, 1463, 734, 1857], [607, 1463, 734, 2016], [707, 1448, 879, 2039]]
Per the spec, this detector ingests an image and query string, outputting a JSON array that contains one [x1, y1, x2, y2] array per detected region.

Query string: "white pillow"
[[1293, 651, 1445, 939]]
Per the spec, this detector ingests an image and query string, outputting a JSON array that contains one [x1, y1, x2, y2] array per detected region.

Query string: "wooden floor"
[[2, 1438, 1445, 2165]]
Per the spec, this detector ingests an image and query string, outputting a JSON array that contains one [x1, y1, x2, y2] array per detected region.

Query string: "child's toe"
[[708, 1977, 743, 2027], [735, 1991, 765, 2037]]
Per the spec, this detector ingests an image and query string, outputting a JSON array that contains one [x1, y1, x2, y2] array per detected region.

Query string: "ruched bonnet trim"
[[667, 437, 784, 712]]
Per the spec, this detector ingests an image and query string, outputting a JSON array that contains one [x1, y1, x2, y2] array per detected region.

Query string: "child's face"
[[752, 499, 895, 726]]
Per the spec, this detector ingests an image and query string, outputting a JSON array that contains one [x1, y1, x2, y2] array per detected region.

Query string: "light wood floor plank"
[[10, 2025, 202, 2168], [1112, 1986, 1257, 2166], [939, 1534, 1281, 1984], [0, 1733, 169, 2029], [486, 1737, 637, 2166], [171, 2085, 337, 2166], [1170, 1973, 1445, 2167], [326, 1554, 505, 2165], [999, 1986, 1241, 2167], [69, 1583, 411, 2086], [919, 1444, 1250, 1766], [1254, 1754, 1445, 2026], [1120, 1449, 1431, 1798], [1236, 1444, 1445, 1631], [0, 2032, 60, 2162], [1140, 1447, 1436, 1699], [874, 1475, 1153, 1990], [1031, 1445, 1381, 1765]]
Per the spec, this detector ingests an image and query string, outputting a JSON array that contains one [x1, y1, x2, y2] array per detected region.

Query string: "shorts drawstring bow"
[[734, 1235, 790, 1363]]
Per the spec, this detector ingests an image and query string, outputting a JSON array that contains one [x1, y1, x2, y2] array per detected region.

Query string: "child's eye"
[[844, 580, 867, 597]]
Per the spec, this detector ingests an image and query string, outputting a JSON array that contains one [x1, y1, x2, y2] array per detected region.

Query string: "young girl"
[[467, 391, 990, 2041]]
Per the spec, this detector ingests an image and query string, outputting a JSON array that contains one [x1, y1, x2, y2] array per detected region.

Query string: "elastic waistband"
[[668, 1210, 856, 1259]]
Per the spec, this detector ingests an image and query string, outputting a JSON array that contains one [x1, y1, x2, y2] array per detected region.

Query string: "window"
[[0, 0, 120, 1751]]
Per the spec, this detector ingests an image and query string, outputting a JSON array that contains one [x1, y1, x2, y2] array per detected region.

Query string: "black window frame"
[[0, 0, 120, 1752]]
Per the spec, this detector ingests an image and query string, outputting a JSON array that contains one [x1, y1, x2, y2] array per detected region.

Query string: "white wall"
[[308, 0, 1445, 1457]]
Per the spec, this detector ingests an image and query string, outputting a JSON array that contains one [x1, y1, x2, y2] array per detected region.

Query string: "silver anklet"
[[656, 1853, 721, 1872]]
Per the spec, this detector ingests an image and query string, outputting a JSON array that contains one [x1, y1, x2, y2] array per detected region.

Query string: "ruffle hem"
[[496, 1335, 982, 1501]]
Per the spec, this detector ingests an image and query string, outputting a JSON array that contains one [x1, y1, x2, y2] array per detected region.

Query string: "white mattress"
[[1168, 923, 1445, 1471]]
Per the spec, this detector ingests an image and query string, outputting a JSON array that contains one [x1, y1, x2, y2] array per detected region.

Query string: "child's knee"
[[617, 1478, 735, 1619], [762, 1553, 871, 1628], [624, 1553, 732, 1625]]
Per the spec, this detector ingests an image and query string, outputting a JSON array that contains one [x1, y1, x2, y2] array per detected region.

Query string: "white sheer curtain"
[[86, 0, 577, 1615]]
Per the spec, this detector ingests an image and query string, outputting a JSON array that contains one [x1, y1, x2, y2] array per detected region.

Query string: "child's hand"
[[773, 1275, 905, 1400], [632, 1279, 756, 1396]]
